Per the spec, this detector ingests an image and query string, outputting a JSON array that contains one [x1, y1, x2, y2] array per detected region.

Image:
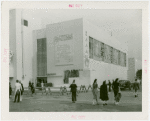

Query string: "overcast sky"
[[32, 9, 142, 61]]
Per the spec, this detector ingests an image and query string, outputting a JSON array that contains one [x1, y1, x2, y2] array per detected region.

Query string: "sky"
[[31, 9, 142, 61]]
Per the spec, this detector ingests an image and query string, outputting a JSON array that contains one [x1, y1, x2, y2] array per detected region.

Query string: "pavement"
[[9, 89, 142, 112]]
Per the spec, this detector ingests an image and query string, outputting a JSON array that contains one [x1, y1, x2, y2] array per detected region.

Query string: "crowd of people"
[[29, 81, 35, 96], [9, 78, 140, 105], [69, 78, 140, 106], [9, 80, 36, 103], [9, 80, 24, 103]]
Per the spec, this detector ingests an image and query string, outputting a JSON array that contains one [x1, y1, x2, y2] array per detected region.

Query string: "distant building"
[[128, 58, 142, 83]]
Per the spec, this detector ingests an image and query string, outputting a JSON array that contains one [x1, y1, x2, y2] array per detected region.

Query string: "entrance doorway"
[[37, 77, 47, 87]]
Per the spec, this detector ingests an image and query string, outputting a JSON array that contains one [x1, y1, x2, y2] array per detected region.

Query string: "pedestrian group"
[[10, 77, 140, 105], [13, 80, 24, 103], [69, 78, 140, 106]]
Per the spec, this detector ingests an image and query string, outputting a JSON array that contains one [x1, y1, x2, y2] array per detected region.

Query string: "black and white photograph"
[[1, 1, 149, 120]]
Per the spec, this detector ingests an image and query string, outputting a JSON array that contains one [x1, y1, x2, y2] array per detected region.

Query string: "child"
[[133, 79, 139, 97], [31, 83, 35, 96], [115, 86, 122, 105], [9, 82, 12, 98]]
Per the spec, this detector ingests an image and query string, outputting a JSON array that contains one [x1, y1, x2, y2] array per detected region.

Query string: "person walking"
[[28, 81, 32, 94], [31, 83, 35, 96], [41, 80, 44, 88], [19, 81, 24, 101], [100, 81, 109, 106], [113, 78, 120, 105], [9, 82, 12, 98], [133, 79, 139, 97], [115, 86, 122, 105], [92, 79, 99, 105], [69, 80, 77, 103], [14, 80, 22, 103], [29, 81, 32, 87]]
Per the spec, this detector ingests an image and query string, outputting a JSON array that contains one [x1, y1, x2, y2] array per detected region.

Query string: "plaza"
[[9, 88, 142, 112], [9, 9, 142, 112]]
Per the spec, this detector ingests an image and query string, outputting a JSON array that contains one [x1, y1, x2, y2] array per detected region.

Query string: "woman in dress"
[[100, 81, 109, 106], [9, 82, 12, 98], [31, 83, 35, 96], [19, 80, 24, 101], [92, 79, 99, 105], [69, 80, 77, 103], [115, 86, 122, 105], [113, 78, 120, 105], [133, 79, 139, 97]]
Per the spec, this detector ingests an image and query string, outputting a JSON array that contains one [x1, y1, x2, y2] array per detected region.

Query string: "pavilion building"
[[9, 9, 128, 87]]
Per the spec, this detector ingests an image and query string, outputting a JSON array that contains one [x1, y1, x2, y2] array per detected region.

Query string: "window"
[[110, 47, 113, 63], [124, 53, 126, 67], [93, 39, 103, 61], [118, 51, 120, 65], [88, 36, 126, 67], [93, 39, 99, 57], [101, 43, 105, 61], [24, 20, 28, 27], [120, 52, 124, 66], [37, 38, 47, 76], [116, 50, 119, 65], [112, 48, 116, 64], [89, 37, 93, 58], [104, 44, 111, 63]]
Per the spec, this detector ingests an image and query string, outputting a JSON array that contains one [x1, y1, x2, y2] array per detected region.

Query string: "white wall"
[[83, 19, 128, 86], [9, 9, 17, 87], [9, 9, 23, 87], [16, 10, 23, 82], [69, 70, 91, 86], [9, 9, 41, 88], [46, 18, 83, 86], [22, 9, 41, 87]]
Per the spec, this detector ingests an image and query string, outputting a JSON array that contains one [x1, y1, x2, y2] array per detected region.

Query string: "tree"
[[136, 69, 142, 80]]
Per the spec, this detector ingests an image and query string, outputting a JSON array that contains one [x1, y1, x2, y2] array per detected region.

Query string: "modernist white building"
[[33, 18, 128, 87], [9, 9, 128, 88]]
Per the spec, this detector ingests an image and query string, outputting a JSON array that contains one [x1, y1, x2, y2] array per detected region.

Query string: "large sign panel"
[[54, 34, 74, 65], [84, 31, 89, 69]]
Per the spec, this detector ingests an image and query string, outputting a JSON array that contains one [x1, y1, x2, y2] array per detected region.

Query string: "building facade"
[[9, 9, 41, 88], [9, 9, 128, 88], [33, 18, 128, 87]]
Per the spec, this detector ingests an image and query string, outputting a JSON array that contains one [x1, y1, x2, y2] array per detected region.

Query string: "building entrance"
[[37, 77, 47, 87]]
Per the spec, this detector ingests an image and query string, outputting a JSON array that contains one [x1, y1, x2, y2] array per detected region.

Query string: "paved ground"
[[9, 89, 142, 112]]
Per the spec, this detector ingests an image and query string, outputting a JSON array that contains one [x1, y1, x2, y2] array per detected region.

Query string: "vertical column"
[[9, 9, 17, 87], [16, 9, 22, 81]]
